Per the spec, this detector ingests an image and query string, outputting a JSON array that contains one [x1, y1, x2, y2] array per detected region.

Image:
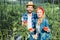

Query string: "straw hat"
[[26, 1, 35, 6]]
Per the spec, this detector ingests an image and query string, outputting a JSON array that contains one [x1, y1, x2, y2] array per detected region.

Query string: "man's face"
[[27, 6, 34, 13]]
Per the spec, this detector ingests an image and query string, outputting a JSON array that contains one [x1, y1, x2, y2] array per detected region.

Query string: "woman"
[[34, 6, 50, 40]]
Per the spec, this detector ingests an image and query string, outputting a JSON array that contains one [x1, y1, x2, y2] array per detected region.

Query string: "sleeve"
[[21, 16, 24, 22], [45, 19, 50, 32], [21, 14, 25, 22], [45, 19, 49, 28]]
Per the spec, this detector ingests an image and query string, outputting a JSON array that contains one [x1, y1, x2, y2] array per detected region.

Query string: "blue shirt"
[[35, 18, 50, 34], [22, 12, 37, 28], [35, 18, 50, 40]]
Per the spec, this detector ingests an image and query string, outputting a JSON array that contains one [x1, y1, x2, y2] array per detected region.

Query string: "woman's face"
[[37, 9, 43, 18]]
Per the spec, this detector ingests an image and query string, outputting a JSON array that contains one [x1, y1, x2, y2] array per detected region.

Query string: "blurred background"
[[0, 0, 60, 40]]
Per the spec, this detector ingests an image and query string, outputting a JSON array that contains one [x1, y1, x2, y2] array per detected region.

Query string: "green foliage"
[[0, 2, 60, 40], [43, 3, 60, 40], [19, 26, 29, 40]]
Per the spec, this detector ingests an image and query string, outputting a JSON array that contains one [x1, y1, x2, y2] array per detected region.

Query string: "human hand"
[[33, 34, 38, 39], [44, 27, 50, 32], [29, 28, 35, 32], [22, 21, 27, 26]]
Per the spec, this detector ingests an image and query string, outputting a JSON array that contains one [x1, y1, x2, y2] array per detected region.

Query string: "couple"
[[22, 1, 50, 40]]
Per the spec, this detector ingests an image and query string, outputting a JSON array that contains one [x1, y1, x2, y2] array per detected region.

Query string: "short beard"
[[28, 12, 32, 14], [28, 11, 32, 14]]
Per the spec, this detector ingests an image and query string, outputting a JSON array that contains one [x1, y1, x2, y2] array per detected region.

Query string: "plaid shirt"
[[22, 12, 37, 28]]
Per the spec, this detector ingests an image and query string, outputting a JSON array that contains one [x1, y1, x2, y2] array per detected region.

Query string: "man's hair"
[[26, 5, 35, 8]]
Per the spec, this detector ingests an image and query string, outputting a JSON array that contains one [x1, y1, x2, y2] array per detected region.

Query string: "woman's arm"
[[44, 19, 50, 32]]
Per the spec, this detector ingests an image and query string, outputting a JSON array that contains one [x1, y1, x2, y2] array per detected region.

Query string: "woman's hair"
[[36, 6, 45, 14], [36, 6, 45, 25]]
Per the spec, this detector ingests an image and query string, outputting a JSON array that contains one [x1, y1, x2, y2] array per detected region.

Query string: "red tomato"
[[29, 28, 33, 31], [24, 21, 27, 23], [44, 27, 48, 31]]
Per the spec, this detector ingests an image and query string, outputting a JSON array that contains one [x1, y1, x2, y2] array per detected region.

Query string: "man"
[[21, 1, 37, 40]]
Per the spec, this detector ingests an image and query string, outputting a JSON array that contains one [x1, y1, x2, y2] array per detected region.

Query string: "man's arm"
[[21, 17, 27, 26]]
